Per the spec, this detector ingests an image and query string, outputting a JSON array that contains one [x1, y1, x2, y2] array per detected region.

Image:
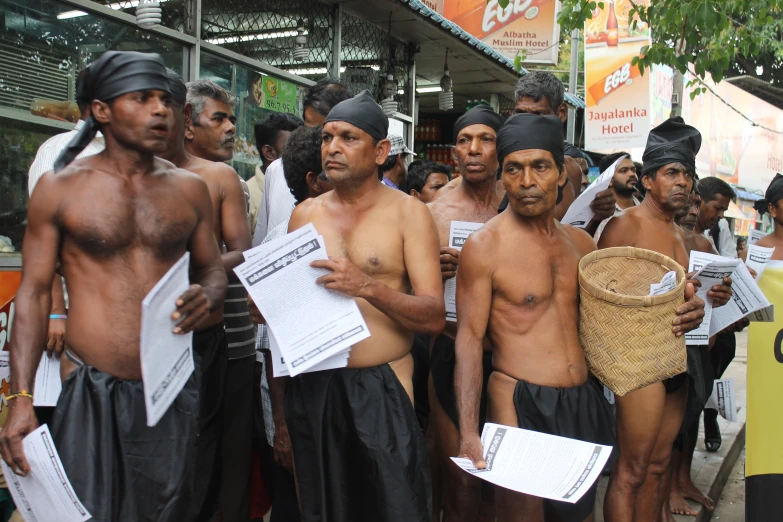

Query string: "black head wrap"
[[641, 116, 702, 178], [496, 113, 564, 168], [324, 90, 388, 141], [564, 142, 586, 159], [452, 105, 505, 142], [166, 68, 187, 108], [754, 173, 783, 215], [54, 51, 170, 173]]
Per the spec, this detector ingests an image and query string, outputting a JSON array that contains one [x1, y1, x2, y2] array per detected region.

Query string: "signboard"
[[584, 0, 651, 150], [440, 0, 560, 65], [248, 74, 297, 115]]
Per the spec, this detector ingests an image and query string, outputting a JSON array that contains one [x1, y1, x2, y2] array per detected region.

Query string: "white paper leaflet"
[[235, 226, 369, 376], [445, 221, 484, 322], [243, 223, 318, 261], [686, 252, 740, 345], [650, 271, 677, 296], [0, 351, 9, 389], [451, 423, 612, 504], [1, 425, 91, 522], [709, 263, 771, 336], [745, 245, 775, 281], [561, 156, 624, 228], [706, 378, 737, 422], [140, 252, 195, 427], [748, 229, 767, 245], [33, 355, 61, 407], [267, 327, 349, 378], [603, 385, 615, 405], [749, 305, 774, 322]]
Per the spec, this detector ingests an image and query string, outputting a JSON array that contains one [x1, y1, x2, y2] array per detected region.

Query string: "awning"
[[338, 0, 585, 112], [735, 189, 764, 202]]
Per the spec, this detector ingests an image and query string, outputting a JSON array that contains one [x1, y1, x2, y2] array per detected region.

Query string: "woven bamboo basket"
[[579, 247, 687, 396]]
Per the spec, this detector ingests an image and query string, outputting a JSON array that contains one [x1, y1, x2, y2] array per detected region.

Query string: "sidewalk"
[[594, 331, 748, 522]]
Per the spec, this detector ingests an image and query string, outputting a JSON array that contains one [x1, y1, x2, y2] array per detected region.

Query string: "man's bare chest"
[[61, 190, 197, 260], [315, 218, 404, 278]]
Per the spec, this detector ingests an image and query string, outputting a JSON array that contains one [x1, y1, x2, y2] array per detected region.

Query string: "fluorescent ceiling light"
[[286, 65, 380, 75], [416, 86, 442, 93], [58, 0, 169, 19], [207, 30, 303, 45]]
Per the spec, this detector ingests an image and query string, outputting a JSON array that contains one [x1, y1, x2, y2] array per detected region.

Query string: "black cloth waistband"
[[50, 364, 199, 521], [285, 363, 431, 522]]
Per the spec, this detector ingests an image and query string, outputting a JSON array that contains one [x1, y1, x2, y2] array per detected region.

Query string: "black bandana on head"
[[54, 51, 171, 173], [324, 90, 388, 141], [167, 68, 187, 107], [452, 105, 505, 142], [754, 173, 783, 215], [641, 116, 702, 178], [496, 113, 564, 168]]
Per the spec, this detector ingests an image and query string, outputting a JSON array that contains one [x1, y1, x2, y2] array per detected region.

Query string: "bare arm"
[[264, 350, 294, 474], [173, 175, 228, 333], [454, 229, 494, 468], [219, 168, 252, 280], [310, 200, 445, 336], [1, 173, 62, 474], [45, 275, 67, 357]]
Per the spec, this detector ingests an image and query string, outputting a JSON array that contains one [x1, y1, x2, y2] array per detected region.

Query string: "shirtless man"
[[599, 117, 730, 522], [455, 114, 618, 522], [426, 104, 504, 522], [283, 90, 444, 521], [158, 71, 251, 521], [0, 51, 227, 521]]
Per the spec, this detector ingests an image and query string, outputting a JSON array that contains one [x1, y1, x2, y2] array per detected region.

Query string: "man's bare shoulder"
[[562, 223, 597, 255], [597, 206, 642, 247], [756, 234, 778, 248]]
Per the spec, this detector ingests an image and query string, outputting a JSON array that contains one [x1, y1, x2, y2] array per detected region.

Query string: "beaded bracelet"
[[49, 314, 67, 320], [6, 391, 34, 401]]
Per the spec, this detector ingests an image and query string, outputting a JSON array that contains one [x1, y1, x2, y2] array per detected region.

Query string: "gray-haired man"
[[185, 79, 256, 522]]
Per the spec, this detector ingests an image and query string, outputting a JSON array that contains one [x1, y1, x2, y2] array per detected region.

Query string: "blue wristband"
[[49, 314, 67, 320]]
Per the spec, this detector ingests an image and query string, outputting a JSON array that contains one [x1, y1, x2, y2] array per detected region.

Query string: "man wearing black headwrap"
[[453, 113, 614, 522], [599, 116, 731, 522], [0, 51, 228, 522], [281, 90, 444, 522], [426, 103, 504, 522], [159, 69, 252, 522]]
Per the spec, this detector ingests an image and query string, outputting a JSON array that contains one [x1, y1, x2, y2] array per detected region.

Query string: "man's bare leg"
[[635, 384, 687, 521], [488, 373, 545, 522], [669, 416, 714, 516], [605, 383, 666, 522], [431, 383, 484, 521]]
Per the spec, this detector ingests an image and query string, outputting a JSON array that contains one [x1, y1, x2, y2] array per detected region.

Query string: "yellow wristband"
[[6, 391, 34, 401]]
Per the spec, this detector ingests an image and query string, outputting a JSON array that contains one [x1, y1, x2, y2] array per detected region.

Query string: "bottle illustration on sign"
[[606, 1, 619, 46]]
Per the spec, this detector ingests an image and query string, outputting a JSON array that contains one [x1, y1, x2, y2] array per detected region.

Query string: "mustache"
[[220, 137, 235, 146]]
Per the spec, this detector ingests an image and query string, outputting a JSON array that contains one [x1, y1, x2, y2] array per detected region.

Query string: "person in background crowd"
[[594, 152, 641, 240], [249, 124, 333, 522], [427, 104, 505, 522], [381, 134, 416, 190], [754, 173, 783, 259], [511, 71, 615, 231], [0, 50, 227, 522], [253, 78, 353, 247], [284, 91, 443, 521], [406, 160, 452, 203], [737, 237, 748, 261], [27, 68, 105, 402], [185, 78, 255, 522], [250, 113, 303, 240], [693, 176, 737, 453]]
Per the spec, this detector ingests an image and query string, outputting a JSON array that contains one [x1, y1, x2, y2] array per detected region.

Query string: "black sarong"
[[50, 361, 199, 522], [430, 334, 492, 430], [411, 333, 431, 429], [673, 344, 714, 448], [285, 364, 431, 522], [190, 322, 228, 521], [513, 376, 616, 522]]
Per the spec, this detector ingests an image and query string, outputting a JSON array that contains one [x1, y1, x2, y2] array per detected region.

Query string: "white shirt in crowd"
[[703, 218, 738, 258], [252, 158, 295, 247], [28, 120, 105, 194]]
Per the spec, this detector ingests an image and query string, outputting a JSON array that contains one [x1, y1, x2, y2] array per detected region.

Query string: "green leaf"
[[497, 0, 510, 8], [514, 53, 523, 73]]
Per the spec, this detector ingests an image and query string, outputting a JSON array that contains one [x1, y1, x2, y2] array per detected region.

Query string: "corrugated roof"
[[735, 189, 763, 202], [401, 0, 586, 109]]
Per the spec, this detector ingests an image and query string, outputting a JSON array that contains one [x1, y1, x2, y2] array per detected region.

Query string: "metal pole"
[[330, 3, 342, 78], [187, 0, 201, 81], [408, 60, 416, 151], [566, 28, 579, 144]]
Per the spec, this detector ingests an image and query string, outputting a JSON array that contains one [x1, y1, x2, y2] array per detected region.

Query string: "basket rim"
[[578, 247, 686, 306]]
